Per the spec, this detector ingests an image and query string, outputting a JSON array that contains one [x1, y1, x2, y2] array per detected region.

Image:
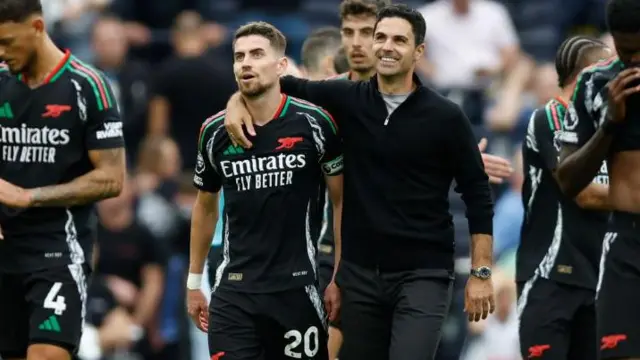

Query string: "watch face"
[[479, 268, 490, 277]]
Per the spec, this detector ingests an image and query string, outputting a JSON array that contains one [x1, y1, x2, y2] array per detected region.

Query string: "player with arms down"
[[0, 1, 126, 360], [556, 0, 640, 358], [518, 36, 611, 360], [186, 22, 343, 360]]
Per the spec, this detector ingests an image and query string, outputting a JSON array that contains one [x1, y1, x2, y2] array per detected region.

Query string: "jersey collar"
[[272, 94, 291, 119], [18, 49, 71, 85], [554, 96, 568, 109]]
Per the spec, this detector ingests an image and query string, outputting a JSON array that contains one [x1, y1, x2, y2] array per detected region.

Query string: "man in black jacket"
[[225, 5, 495, 360]]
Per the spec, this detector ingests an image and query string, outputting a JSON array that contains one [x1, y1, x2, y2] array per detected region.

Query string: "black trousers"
[[336, 260, 453, 360]]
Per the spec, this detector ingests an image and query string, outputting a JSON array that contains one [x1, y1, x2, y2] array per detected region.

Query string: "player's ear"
[[276, 55, 288, 76], [30, 15, 45, 35], [414, 43, 425, 63]]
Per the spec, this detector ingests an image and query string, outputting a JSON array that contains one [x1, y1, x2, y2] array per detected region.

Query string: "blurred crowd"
[[48, 0, 613, 359]]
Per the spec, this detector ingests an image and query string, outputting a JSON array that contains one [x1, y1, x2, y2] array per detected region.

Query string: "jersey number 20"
[[284, 326, 319, 358], [44, 282, 67, 315]]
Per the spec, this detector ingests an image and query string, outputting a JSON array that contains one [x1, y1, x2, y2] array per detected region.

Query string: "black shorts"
[[597, 212, 640, 359], [517, 276, 596, 360], [0, 264, 88, 358], [336, 260, 452, 360], [208, 286, 328, 360]]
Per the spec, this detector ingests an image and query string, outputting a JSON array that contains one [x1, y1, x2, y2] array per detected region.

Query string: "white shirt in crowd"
[[418, 0, 519, 89]]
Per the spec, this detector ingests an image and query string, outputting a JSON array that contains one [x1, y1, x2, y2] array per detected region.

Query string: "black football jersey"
[[194, 95, 343, 293], [519, 98, 608, 290], [0, 51, 124, 273]]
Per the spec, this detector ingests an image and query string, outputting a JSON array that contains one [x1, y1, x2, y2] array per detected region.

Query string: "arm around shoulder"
[[280, 75, 352, 114]]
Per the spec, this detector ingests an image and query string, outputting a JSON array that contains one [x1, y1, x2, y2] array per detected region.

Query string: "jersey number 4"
[[44, 282, 67, 315], [284, 326, 319, 358]]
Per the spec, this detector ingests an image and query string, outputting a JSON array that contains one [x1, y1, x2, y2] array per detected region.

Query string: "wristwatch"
[[470, 266, 492, 280]]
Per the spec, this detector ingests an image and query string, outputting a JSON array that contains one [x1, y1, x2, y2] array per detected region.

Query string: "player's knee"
[[26, 343, 71, 360]]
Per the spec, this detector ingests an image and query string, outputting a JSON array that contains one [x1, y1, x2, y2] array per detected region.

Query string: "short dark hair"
[[301, 27, 342, 71], [333, 47, 350, 74], [234, 21, 287, 54], [339, 0, 391, 20], [375, 4, 426, 45], [606, 0, 640, 34], [0, 0, 42, 23], [555, 36, 608, 87]]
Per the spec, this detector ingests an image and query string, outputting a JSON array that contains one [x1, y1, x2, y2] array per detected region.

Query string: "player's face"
[[0, 17, 44, 74], [341, 15, 376, 72], [611, 32, 640, 66], [233, 35, 286, 98], [372, 17, 424, 77]]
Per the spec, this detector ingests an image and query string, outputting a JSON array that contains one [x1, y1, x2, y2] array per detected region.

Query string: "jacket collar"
[[370, 72, 423, 92]]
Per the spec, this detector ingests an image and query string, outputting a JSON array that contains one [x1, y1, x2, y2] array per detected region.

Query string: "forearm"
[[189, 204, 217, 274], [575, 183, 611, 210], [470, 234, 493, 268], [133, 281, 163, 326], [557, 128, 613, 197], [30, 168, 123, 207]]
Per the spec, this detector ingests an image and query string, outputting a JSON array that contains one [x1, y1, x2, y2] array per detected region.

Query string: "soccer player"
[[0, 1, 126, 360], [517, 36, 611, 360], [555, 1, 640, 359], [301, 27, 342, 80], [186, 22, 344, 360], [338, 0, 389, 81], [226, 6, 494, 360]]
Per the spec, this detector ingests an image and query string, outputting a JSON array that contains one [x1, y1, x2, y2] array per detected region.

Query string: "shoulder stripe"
[[0, 63, 8, 72], [544, 101, 562, 131], [289, 98, 338, 134], [199, 111, 226, 151], [69, 59, 112, 111]]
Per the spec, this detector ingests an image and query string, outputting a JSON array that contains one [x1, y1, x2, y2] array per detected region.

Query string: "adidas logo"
[[0, 102, 13, 119], [223, 144, 244, 156], [38, 315, 61, 332]]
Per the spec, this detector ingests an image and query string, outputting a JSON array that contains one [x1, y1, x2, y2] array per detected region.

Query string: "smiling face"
[[372, 16, 424, 78], [233, 34, 286, 98]]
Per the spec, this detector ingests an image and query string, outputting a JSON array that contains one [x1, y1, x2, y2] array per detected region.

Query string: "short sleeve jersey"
[[519, 98, 608, 290], [0, 51, 124, 273], [194, 95, 343, 293]]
